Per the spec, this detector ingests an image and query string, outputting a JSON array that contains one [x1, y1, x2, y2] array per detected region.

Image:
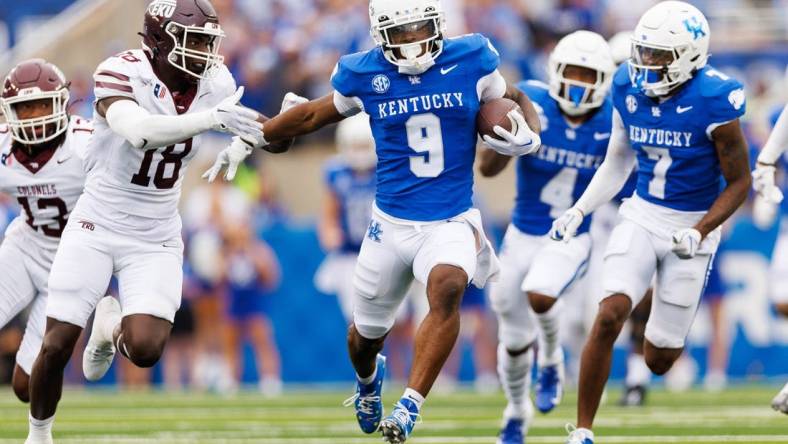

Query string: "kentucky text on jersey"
[[377, 93, 465, 118], [535, 145, 605, 169], [17, 184, 58, 196], [628, 126, 693, 147]]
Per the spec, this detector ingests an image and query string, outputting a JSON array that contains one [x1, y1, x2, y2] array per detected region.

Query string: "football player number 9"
[[406, 113, 445, 178], [131, 139, 193, 189]]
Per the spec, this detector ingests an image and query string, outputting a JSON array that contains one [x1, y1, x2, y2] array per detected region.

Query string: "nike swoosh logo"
[[441, 65, 458, 75], [676, 106, 693, 114], [199, 92, 210, 99], [162, 243, 179, 248], [593, 132, 611, 141], [57, 158, 69, 164], [140, 138, 149, 148]]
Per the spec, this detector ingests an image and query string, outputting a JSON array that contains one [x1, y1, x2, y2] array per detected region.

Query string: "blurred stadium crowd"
[[0, 0, 787, 394]]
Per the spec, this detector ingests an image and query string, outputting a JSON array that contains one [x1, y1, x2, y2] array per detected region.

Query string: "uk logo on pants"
[[367, 220, 383, 243]]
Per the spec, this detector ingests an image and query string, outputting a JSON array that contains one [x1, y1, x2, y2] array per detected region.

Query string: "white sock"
[[402, 387, 425, 411], [625, 353, 651, 387], [357, 364, 377, 386], [537, 301, 563, 366], [28, 413, 54, 437], [497, 343, 533, 419]]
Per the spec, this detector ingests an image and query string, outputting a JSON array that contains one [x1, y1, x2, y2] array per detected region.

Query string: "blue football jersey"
[[511, 80, 612, 236], [331, 34, 500, 221], [613, 63, 746, 212], [323, 159, 376, 253]]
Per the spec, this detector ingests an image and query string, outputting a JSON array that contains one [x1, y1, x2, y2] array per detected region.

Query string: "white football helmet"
[[548, 30, 615, 116], [369, 0, 446, 75], [336, 114, 377, 172], [629, 1, 710, 97]]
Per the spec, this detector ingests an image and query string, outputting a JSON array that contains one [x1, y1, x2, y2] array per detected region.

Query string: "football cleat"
[[771, 382, 788, 414], [618, 385, 647, 407], [497, 398, 535, 444], [535, 363, 564, 413], [343, 354, 387, 434], [83, 296, 121, 382], [565, 424, 594, 444], [380, 397, 421, 443], [497, 418, 525, 444]]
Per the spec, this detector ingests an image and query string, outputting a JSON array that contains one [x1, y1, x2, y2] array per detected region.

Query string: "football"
[[476, 98, 522, 141]]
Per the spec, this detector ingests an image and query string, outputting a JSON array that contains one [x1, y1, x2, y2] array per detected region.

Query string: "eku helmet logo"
[[147, 0, 177, 19]]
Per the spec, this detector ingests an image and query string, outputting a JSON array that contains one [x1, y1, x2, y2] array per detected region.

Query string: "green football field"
[[0, 385, 786, 443]]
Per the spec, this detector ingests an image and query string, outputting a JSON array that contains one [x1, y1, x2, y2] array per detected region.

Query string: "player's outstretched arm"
[[317, 189, 344, 251], [98, 87, 264, 149], [693, 119, 752, 238], [262, 93, 346, 145], [752, 104, 787, 205], [550, 110, 636, 242]]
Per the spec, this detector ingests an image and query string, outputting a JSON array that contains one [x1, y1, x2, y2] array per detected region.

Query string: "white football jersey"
[[81, 49, 236, 240], [0, 116, 93, 264]]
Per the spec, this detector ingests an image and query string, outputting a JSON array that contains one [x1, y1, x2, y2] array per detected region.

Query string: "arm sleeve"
[[330, 62, 363, 117], [758, 104, 788, 165], [574, 109, 637, 215], [477, 70, 507, 102], [105, 99, 215, 150]]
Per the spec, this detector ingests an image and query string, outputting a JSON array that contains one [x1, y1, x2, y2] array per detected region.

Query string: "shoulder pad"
[[517, 80, 550, 106], [336, 49, 384, 75]]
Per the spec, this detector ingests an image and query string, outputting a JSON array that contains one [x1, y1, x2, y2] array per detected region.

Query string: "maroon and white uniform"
[[0, 117, 92, 373], [46, 49, 236, 328]]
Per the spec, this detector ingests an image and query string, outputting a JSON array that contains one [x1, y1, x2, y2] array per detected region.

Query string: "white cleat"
[[565, 424, 594, 444], [772, 382, 788, 414], [24, 434, 53, 444], [82, 296, 121, 381]]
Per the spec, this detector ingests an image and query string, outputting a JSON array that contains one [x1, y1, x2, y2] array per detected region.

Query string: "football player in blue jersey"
[[751, 103, 788, 413], [479, 30, 616, 444], [205, 0, 542, 441], [315, 114, 377, 322], [550, 3, 752, 443]]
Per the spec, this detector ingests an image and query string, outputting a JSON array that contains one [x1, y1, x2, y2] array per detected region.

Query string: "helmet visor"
[[383, 19, 438, 47], [1, 90, 69, 144], [166, 21, 225, 80]]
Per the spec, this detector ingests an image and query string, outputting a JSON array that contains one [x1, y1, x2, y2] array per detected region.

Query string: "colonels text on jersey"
[[0, 116, 93, 257], [81, 49, 236, 240]]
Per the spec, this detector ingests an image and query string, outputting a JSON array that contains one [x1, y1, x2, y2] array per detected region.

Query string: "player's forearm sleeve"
[[574, 110, 637, 215], [477, 70, 507, 102], [105, 99, 215, 149], [758, 104, 788, 165]]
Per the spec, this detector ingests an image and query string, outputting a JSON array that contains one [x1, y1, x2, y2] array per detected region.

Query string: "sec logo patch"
[[626, 95, 638, 114], [372, 74, 390, 94]]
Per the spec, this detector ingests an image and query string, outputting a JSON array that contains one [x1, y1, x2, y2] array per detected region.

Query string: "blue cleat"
[[343, 354, 386, 434], [535, 363, 564, 414], [565, 425, 594, 444], [380, 397, 420, 443], [496, 418, 524, 444]]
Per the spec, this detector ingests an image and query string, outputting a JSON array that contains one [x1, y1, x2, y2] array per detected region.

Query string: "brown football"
[[477, 98, 522, 141]]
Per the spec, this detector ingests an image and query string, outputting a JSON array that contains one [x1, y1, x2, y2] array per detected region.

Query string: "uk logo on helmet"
[[147, 0, 177, 19], [372, 74, 390, 94], [683, 17, 706, 40]]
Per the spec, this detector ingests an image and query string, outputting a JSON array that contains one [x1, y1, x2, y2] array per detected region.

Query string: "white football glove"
[[752, 163, 784, 204], [202, 136, 253, 182], [210, 87, 265, 145], [753, 194, 779, 230], [671, 228, 702, 260], [281, 92, 309, 113], [482, 109, 541, 157], [549, 207, 584, 243]]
